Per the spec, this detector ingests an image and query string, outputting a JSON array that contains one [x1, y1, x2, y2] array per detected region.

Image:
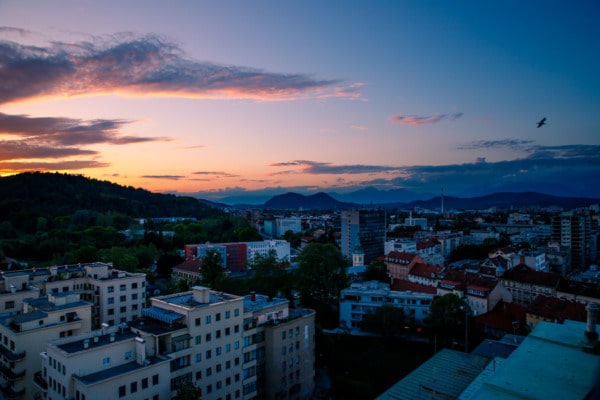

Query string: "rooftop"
[[501, 264, 560, 287], [74, 355, 168, 385], [57, 329, 137, 354], [244, 293, 288, 313]]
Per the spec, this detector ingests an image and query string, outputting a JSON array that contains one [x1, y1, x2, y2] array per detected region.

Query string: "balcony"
[[0, 365, 25, 381], [0, 345, 25, 362], [33, 371, 48, 392], [0, 384, 25, 399]]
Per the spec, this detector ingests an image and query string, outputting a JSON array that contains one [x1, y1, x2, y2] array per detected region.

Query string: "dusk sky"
[[1, 1, 599, 203]]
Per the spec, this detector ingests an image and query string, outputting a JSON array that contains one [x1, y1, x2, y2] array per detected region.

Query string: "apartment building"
[[552, 211, 592, 270], [43, 326, 171, 400], [500, 265, 560, 306], [384, 252, 422, 282], [437, 270, 507, 315], [339, 281, 434, 330], [0, 292, 92, 400], [39, 286, 315, 400]]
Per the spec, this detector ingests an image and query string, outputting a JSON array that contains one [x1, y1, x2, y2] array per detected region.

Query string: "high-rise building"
[[551, 211, 591, 271], [341, 210, 386, 264]]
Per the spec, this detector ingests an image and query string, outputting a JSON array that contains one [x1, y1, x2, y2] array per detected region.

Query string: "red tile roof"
[[527, 295, 587, 323], [501, 265, 560, 287], [409, 263, 443, 278], [385, 251, 418, 264], [416, 241, 437, 250], [474, 300, 527, 332], [172, 259, 203, 273], [391, 280, 437, 294]]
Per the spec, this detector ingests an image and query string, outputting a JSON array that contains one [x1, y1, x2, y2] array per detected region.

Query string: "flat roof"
[[467, 320, 600, 399], [57, 330, 137, 354], [243, 294, 288, 313], [74, 355, 167, 385]]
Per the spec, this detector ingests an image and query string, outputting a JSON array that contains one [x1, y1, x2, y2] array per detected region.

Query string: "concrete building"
[[0, 292, 92, 400], [339, 281, 434, 330], [509, 251, 547, 272], [552, 211, 592, 271], [500, 265, 560, 306], [437, 270, 508, 315], [384, 239, 417, 255], [38, 286, 315, 400], [384, 252, 422, 282], [341, 210, 386, 265]]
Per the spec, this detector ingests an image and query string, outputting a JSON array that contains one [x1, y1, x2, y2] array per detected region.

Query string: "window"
[[120, 306, 127, 313], [234, 341, 239, 349], [196, 371, 202, 380], [216, 346, 222, 356], [225, 344, 231, 353], [206, 315, 211, 324], [226, 360, 231, 369], [132, 293, 138, 300], [216, 330, 221, 338], [6, 300, 16, 309], [196, 353, 202, 362], [206, 350, 212, 359], [234, 308, 239, 317], [216, 363, 222, 372], [130, 381, 137, 393], [142, 377, 148, 389], [108, 297, 114, 304], [225, 327, 230, 336], [216, 312, 221, 321], [195, 318, 201, 326], [120, 284, 126, 291], [234, 324, 240, 333], [108, 308, 114, 315], [132, 282, 138, 289], [102, 357, 110, 365], [225, 310, 230, 319], [118, 385, 126, 397], [152, 374, 159, 385], [281, 331, 286, 340], [108, 286, 114, 293], [195, 335, 202, 345], [124, 351, 132, 360], [206, 367, 212, 376], [120, 295, 126, 302], [206, 333, 211, 342]]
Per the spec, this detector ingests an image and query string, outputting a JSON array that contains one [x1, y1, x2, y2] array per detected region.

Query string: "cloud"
[[140, 175, 185, 180], [192, 171, 239, 178], [0, 33, 362, 104], [0, 160, 109, 172], [350, 125, 369, 131], [389, 112, 464, 126], [458, 139, 535, 151], [269, 160, 400, 175]]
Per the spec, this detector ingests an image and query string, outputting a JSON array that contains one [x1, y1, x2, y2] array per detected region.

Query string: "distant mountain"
[[330, 186, 434, 204], [255, 190, 600, 210], [263, 192, 356, 210], [404, 192, 600, 210]]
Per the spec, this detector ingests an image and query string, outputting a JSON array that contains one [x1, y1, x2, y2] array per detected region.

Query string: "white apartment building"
[[339, 281, 434, 330], [39, 287, 315, 400], [384, 239, 417, 255], [10, 263, 147, 330], [246, 240, 291, 263], [0, 292, 92, 400]]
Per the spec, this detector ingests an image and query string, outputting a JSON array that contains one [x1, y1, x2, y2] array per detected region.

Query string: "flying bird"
[[537, 117, 546, 128]]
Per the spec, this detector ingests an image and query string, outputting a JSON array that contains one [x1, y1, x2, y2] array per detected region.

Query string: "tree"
[[174, 381, 201, 400], [425, 293, 470, 348], [363, 261, 389, 283], [294, 243, 348, 306], [360, 304, 406, 338], [200, 250, 226, 291]]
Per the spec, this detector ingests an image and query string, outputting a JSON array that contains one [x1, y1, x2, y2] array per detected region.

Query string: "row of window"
[[108, 293, 141, 303], [194, 308, 240, 327], [118, 374, 160, 397], [107, 303, 142, 314]]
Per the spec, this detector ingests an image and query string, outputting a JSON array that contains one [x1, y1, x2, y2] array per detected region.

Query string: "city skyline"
[[1, 1, 599, 203]]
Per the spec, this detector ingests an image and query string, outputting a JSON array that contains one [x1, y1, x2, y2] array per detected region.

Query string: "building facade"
[[341, 210, 386, 265]]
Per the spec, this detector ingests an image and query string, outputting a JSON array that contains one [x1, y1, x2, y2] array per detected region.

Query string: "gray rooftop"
[[57, 330, 137, 354], [244, 294, 288, 313], [74, 355, 167, 385], [376, 349, 490, 400]]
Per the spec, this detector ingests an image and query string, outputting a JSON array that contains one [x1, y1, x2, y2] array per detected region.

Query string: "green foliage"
[[363, 261, 389, 283], [248, 251, 292, 298], [200, 250, 226, 291], [425, 293, 469, 347], [283, 230, 302, 248], [295, 243, 348, 306], [174, 381, 201, 400], [360, 304, 406, 338]]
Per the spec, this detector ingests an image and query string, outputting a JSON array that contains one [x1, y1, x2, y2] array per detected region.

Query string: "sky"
[[1, 1, 599, 203]]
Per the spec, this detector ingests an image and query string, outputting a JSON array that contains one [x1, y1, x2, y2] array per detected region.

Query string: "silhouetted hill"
[[263, 192, 356, 210], [0, 172, 222, 231], [404, 192, 600, 210]]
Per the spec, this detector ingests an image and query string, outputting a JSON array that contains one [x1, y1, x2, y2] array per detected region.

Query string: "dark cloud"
[[0, 112, 167, 146], [0, 140, 96, 160], [140, 175, 185, 180], [389, 112, 464, 126], [192, 171, 239, 178], [458, 139, 535, 151], [269, 160, 399, 175], [0, 160, 109, 171], [0, 33, 359, 104]]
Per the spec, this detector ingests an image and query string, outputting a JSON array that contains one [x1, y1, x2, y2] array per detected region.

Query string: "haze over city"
[[1, 1, 599, 203]]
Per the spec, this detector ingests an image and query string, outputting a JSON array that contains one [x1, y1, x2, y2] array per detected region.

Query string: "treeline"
[[0, 172, 261, 267]]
